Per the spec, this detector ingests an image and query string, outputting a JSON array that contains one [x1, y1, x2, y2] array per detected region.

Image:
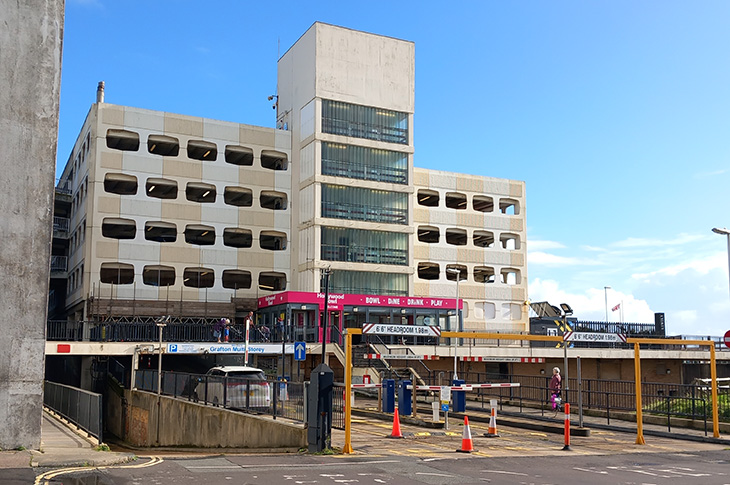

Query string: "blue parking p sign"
[[294, 341, 306, 361]]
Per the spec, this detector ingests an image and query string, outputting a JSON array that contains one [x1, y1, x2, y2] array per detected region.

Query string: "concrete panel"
[[0, 0, 63, 450], [201, 163, 237, 185], [123, 153, 163, 176], [124, 107, 165, 132], [96, 196, 122, 215], [162, 202, 201, 221], [201, 204, 237, 225], [95, 241, 120, 260], [163, 159, 203, 180], [100, 105, 125, 126], [164, 114, 203, 137], [113, 390, 306, 449], [204, 119, 239, 141], [100, 151, 123, 170]]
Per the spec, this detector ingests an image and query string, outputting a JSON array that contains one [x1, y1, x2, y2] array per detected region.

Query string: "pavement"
[[0, 409, 136, 470], [1, 399, 727, 473]]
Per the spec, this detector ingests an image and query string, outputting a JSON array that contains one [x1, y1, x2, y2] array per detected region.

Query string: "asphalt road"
[[32, 416, 730, 485], [34, 449, 730, 485]]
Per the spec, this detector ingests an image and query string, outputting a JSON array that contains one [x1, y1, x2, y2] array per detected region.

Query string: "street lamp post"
[[560, 303, 573, 404], [604, 286, 611, 322], [446, 268, 462, 380], [321, 266, 332, 365], [712, 228, 730, 303], [155, 316, 168, 446]]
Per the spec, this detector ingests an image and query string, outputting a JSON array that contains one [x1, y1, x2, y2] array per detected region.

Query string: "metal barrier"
[[44, 381, 103, 443], [134, 369, 305, 423], [333, 383, 346, 429], [451, 371, 729, 432]]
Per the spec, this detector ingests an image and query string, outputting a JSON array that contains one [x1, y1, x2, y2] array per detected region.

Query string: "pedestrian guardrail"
[[44, 380, 103, 443]]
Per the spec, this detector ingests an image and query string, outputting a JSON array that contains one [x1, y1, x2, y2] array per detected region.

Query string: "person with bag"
[[549, 366, 562, 414], [213, 318, 226, 342]]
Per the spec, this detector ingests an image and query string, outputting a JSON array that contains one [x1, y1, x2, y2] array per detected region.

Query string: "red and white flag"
[[612, 303, 621, 312]]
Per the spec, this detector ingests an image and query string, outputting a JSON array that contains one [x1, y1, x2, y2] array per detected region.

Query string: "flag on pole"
[[612, 303, 621, 312]]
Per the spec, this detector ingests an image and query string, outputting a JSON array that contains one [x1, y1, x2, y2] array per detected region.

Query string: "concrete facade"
[[54, 103, 291, 324], [0, 0, 64, 449], [53, 22, 529, 334]]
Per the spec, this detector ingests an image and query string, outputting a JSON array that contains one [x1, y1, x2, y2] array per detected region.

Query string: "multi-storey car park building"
[[49, 23, 528, 380]]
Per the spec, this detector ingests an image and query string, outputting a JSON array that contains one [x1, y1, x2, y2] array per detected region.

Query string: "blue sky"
[[57, 1, 730, 337]]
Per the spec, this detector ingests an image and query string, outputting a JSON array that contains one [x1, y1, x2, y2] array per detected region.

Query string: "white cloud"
[[527, 251, 600, 266], [528, 279, 654, 323], [631, 252, 726, 281], [612, 233, 705, 249], [528, 240, 566, 250], [694, 168, 728, 179]]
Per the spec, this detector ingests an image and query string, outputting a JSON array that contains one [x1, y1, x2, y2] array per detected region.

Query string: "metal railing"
[[321, 158, 408, 185], [321, 243, 408, 265], [445, 371, 729, 433], [47, 320, 84, 341], [44, 381, 103, 442], [333, 383, 346, 429], [45, 321, 730, 352], [322, 118, 408, 145], [134, 369, 305, 423], [50, 255, 68, 272], [321, 200, 408, 225], [53, 217, 69, 233]]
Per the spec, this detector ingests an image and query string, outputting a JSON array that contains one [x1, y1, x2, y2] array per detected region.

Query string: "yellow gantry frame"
[[629, 338, 720, 443], [342, 330, 720, 454]]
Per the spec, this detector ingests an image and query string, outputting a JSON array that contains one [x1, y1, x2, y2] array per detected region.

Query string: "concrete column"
[[0, 0, 64, 449]]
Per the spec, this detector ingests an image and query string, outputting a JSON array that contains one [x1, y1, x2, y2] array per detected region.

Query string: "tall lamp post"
[[155, 315, 168, 446], [321, 266, 332, 365], [712, 228, 730, 303], [446, 268, 462, 380], [604, 286, 611, 322], [560, 303, 573, 403]]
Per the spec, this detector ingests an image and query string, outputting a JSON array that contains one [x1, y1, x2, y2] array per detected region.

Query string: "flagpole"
[[621, 300, 624, 323]]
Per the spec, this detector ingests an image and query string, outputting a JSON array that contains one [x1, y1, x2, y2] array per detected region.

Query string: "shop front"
[[256, 291, 461, 347]]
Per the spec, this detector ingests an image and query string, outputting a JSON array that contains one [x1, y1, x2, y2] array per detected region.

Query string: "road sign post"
[[294, 341, 306, 361], [440, 385, 451, 430]]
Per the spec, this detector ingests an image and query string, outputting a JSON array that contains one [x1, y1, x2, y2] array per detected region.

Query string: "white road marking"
[[573, 467, 608, 474], [481, 470, 528, 476], [625, 469, 671, 478], [416, 472, 454, 477], [656, 468, 711, 477]]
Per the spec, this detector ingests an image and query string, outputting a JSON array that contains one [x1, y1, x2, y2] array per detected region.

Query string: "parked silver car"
[[194, 366, 271, 410]]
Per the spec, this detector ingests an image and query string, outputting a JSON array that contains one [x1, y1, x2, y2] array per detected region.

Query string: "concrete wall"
[[0, 0, 63, 449], [108, 389, 306, 449]]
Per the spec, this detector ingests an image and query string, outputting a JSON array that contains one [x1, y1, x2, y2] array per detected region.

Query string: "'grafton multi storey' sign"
[[166, 343, 294, 354], [361, 323, 441, 337]]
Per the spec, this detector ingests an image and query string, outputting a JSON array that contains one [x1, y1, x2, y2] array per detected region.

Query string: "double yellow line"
[[34, 456, 163, 485]]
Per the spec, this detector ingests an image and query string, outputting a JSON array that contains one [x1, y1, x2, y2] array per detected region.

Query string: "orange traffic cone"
[[457, 416, 475, 453], [388, 407, 404, 439], [484, 406, 500, 438]]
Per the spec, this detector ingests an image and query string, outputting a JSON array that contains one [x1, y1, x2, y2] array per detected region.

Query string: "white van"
[[194, 366, 271, 410]]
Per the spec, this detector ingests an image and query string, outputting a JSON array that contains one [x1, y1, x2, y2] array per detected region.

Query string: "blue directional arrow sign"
[[294, 341, 306, 361]]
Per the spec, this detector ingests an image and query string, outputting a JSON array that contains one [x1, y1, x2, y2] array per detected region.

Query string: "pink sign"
[[258, 291, 459, 311]]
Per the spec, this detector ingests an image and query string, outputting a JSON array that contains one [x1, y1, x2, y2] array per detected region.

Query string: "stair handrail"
[[366, 335, 432, 382]]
